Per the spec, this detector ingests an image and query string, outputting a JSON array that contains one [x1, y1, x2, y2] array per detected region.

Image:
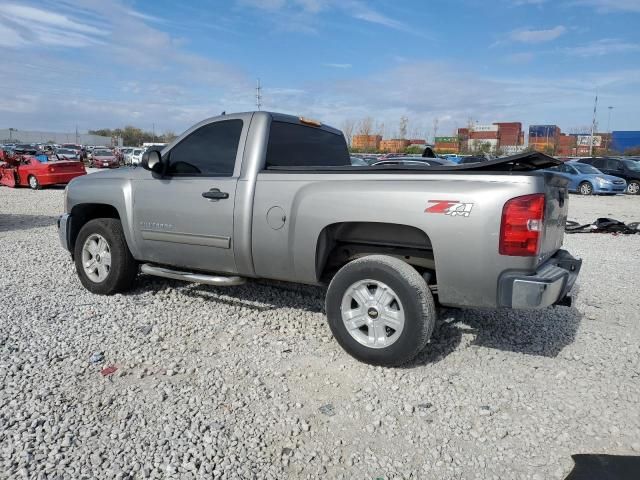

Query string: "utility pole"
[[256, 78, 262, 111], [75, 125, 79, 145], [432, 118, 439, 143], [589, 93, 598, 156], [152, 123, 156, 142]]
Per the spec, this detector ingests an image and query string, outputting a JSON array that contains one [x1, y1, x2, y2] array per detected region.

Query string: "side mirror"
[[141, 149, 165, 175]]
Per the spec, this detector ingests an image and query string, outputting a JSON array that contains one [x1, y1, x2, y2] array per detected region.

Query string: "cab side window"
[[167, 120, 243, 176]]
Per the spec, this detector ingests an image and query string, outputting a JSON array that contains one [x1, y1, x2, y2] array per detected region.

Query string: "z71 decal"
[[425, 200, 474, 217]]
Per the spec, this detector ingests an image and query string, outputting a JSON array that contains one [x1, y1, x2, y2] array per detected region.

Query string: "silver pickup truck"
[[58, 111, 581, 366]]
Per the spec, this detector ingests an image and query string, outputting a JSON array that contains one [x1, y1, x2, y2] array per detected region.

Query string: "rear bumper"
[[57, 213, 71, 252], [498, 249, 582, 309]]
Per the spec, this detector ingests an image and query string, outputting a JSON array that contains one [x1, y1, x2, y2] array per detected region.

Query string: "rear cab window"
[[265, 120, 350, 169]]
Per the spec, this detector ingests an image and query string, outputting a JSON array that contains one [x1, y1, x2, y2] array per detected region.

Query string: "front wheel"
[[627, 181, 640, 195], [74, 218, 138, 294], [578, 181, 593, 195], [325, 255, 436, 367], [28, 175, 41, 190]]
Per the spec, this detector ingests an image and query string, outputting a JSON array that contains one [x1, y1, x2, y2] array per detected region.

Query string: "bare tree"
[[375, 120, 385, 137], [341, 119, 355, 146], [357, 117, 374, 136], [399, 116, 408, 139]]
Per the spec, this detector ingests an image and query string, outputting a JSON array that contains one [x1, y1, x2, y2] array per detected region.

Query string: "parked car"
[[90, 149, 119, 168], [55, 148, 80, 160], [546, 162, 626, 195], [129, 148, 144, 165], [350, 156, 369, 166], [58, 112, 580, 367], [0, 151, 86, 189], [576, 157, 640, 195]]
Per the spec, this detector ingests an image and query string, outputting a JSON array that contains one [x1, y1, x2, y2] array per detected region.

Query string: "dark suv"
[[577, 157, 640, 195]]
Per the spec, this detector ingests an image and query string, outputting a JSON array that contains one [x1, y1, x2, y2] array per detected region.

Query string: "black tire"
[[74, 218, 137, 294], [578, 181, 593, 196], [28, 175, 41, 190], [627, 181, 640, 195], [325, 255, 436, 367]]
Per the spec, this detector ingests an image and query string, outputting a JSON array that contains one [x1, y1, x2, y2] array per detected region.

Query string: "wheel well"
[[69, 204, 120, 251], [316, 222, 435, 283]]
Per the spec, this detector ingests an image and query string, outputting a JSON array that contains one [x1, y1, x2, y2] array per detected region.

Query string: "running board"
[[140, 264, 246, 286]]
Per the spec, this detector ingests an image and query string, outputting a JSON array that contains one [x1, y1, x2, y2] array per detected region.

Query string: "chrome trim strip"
[[140, 229, 231, 249]]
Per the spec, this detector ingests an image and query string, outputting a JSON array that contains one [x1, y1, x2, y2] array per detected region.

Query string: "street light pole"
[[607, 106, 614, 151]]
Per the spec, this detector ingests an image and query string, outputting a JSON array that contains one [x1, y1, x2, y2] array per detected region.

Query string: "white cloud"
[[511, 0, 640, 12], [237, 0, 414, 33], [571, 0, 640, 12], [322, 63, 352, 68], [0, 3, 109, 47], [509, 25, 567, 43], [563, 38, 640, 56]]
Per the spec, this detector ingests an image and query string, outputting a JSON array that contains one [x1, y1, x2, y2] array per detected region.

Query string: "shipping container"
[[470, 131, 499, 140], [471, 124, 499, 132], [435, 136, 458, 143], [529, 125, 560, 138]]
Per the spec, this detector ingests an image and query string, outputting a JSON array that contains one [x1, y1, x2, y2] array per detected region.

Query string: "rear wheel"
[[326, 255, 436, 367], [627, 181, 640, 195], [74, 218, 137, 294], [578, 181, 593, 195], [28, 175, 41, 190]]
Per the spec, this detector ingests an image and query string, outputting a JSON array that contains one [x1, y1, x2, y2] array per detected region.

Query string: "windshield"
[[57, 149, 76, 155], [623, 160, 640, 171], [94, 150, 112, 156], [573, 163, 600, 174], [133, 149, 142, 154]]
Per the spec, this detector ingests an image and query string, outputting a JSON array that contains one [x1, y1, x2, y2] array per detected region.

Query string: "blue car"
[[546, 162, 627, 195]]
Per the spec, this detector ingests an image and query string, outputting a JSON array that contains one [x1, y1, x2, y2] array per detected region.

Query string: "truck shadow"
[[0, 214, 58, 233], [407, 306, 582, 367], [135, 277, 327, 314]]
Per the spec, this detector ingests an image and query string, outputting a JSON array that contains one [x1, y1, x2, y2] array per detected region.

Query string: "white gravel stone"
[[1, 187, 639, 479]]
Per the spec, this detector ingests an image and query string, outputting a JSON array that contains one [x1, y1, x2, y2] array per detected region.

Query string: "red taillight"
[[49, 165, 55, 172], [499, 194, 545, 256]]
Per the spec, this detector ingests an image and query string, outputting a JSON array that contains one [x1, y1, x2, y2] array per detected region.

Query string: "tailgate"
[[540, 172, 569, 263]]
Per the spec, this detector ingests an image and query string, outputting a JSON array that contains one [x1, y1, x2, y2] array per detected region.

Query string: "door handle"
[[202, 188, 229, 200]]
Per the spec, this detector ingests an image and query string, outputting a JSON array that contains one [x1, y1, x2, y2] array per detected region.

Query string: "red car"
[[90, 149, 119, 168], [0, 151, 86, 189]]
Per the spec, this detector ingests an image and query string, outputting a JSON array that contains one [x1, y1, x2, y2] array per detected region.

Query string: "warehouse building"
[[611, 131, 640, 153], [0, 128, 115, 146]]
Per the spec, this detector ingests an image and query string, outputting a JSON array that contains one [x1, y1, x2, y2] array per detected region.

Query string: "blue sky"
[[0, 0, 639, 138]]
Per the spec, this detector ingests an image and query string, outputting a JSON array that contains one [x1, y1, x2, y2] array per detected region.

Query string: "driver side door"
[[132, 118, 247, 274]]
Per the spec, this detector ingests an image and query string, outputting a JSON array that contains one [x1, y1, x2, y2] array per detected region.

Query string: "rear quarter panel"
[[252, 172, 548, 308]]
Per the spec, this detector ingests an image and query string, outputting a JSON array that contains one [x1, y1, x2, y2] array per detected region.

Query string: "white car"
[[130, 148, 144, 165]]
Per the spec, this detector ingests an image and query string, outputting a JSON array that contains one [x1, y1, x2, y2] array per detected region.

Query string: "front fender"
[[66, 175, 140, 258]]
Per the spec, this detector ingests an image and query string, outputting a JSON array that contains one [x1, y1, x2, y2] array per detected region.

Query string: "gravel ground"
[[1, 184, 639, 479]]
